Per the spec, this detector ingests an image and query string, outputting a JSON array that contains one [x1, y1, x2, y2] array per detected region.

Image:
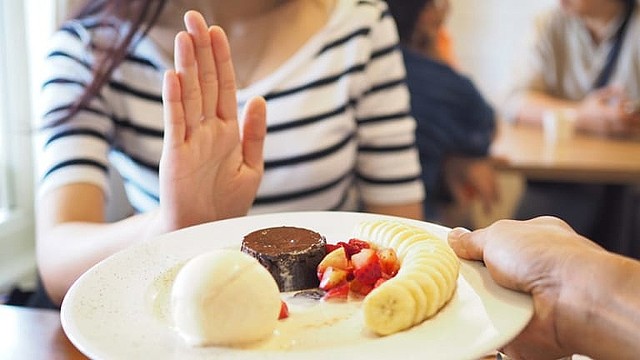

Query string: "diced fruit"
[[319, 266, 349, 290], [349, 278, 374, 296], [347, 238, 371, 252], [317, 247, 350, 280], [322, 282, 349, 302], [325, 243, 340, 253], [278, 301, 289, 320], [377, 248, 401, 277], [350, 248, 377, 268], [316, 239, 400, 300], [334, 241, 359, 258], [373, 277, 387, 289], [351, 249, 382, 285]]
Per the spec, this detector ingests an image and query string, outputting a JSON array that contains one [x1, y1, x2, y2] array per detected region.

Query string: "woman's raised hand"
[[158, 11, 266, 232]]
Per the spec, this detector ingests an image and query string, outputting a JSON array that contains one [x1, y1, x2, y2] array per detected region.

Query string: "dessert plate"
[[61, 211, 533, 360]]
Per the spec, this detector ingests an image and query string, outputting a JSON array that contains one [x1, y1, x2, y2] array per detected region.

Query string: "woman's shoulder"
[[324, 0, 400, 51], [402, 49, 471, 87], [50, 16, 121, 55], [331, 0, 393, 26], [530, 6, 579, 41]]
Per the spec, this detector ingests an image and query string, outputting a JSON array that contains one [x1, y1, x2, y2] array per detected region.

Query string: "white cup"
[[543, 108, 577, 142]]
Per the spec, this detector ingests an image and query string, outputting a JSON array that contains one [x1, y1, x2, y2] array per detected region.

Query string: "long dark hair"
[[53, 0, 167, 126], [384, 0, 430, 46]]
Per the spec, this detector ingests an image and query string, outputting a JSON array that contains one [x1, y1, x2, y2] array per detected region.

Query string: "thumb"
[[241, 96, 267, 171], [448, 227, 487, 261]]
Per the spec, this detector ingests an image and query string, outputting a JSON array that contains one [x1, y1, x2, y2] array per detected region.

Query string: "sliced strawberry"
[[278, 300, 289, 320], [318, 266, 349, 290], [351, 248, 382, 285], [325, 243, 340, 253], [347, 238, 371, 252], [349, 278, 374, 297], [350, 248, 377, 268], [317, 246, 350, 280], [334, 241, 360, 258], [321, 282, 349, 301], [353, 262, 382, 286], [373, 277, 387, 289], [377, 247, 401, 277]]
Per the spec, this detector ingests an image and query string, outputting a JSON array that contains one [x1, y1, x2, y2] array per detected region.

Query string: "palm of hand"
[[158, 12, 266, 232], [160, 112, 258, 225]]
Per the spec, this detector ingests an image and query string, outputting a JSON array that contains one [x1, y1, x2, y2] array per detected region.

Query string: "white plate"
[[61, 211, 533, 360]]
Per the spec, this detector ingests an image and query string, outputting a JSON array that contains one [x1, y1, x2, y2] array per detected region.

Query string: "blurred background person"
[[32, 0, 425, 307], [385, 0, 499, 227], [502, 0, 640, 252]]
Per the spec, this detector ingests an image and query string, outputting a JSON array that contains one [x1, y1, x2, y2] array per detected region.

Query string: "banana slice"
[[353, 220, 460, 336], [396, 276, 429, 324], [399, 272, 440, 319], [403, 261, 452, 307], [362, 280, 417, 336]]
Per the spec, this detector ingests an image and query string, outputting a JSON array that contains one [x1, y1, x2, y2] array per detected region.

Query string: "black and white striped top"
[[36, 0, 425, 215]]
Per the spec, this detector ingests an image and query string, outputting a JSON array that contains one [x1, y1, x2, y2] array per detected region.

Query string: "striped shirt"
[[36, 0, 424, 215]]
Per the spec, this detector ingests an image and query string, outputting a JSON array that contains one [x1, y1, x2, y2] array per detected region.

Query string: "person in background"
[[34, 0, 425, 307], [503, 0, 640, 252], [385, 0, 499, 225], [387, 0, 498, 225], [449, 216, 640, 360]]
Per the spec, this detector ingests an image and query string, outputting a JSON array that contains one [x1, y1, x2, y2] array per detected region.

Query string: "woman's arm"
[[37, 184, 162, 305], [512, 90, 578, 127], [514, 87, 639, 137], [558, 250, 640, 360], [448, 217, 640, 360]]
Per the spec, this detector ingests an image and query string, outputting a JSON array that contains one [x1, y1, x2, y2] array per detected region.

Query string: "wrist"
[[557, 250, 640, 358], [144, 209, 172, 240]]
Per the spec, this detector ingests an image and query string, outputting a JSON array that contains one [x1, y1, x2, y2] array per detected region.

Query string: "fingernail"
[[448, 227, 471, 240], [448, 227, 471, 258]]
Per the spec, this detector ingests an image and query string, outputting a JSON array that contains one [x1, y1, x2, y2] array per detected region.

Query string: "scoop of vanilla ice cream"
[[170, 249, 281, 346]]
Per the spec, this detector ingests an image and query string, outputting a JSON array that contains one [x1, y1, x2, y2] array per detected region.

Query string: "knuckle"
[[200, 70, 218, 86], [219, 77, 236, 93], [182, 86, 201, 101]]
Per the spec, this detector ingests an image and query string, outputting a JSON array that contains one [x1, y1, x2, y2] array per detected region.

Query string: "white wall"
[[447, 0, 556, 105]]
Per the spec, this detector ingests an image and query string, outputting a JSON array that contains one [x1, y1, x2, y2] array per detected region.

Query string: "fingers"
[[174, 31, 202, 137], [184, 11, 218, 120], [173, 11, 240, 140], [162, 70, 186, 148], [447, 227, 485, 260], [241, 96, 267, 171], [209, 26, 238, 120], [594, 85, 626, 102]]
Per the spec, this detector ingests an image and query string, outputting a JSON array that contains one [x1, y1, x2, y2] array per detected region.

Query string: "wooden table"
[[0, 304, 87, 360], [0, 304, 498, 360], [490, 122, 640, 258], [490, 122, 640, 184]]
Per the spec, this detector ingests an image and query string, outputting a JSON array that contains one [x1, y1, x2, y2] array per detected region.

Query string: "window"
[[0, 0, 53, 293]]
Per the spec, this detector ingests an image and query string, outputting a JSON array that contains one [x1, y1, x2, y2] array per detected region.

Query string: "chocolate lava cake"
[[241, 226, 327, 292]]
